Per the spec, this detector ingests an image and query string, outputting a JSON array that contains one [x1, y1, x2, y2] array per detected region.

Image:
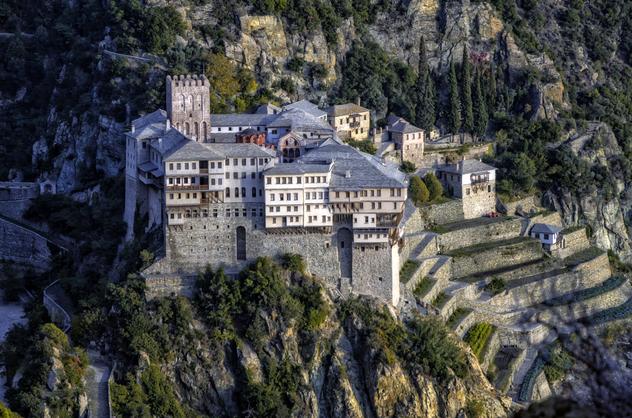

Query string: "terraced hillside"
[[399, 197, 632, 404]]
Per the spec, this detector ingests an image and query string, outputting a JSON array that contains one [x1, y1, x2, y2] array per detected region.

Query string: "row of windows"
[[225, 158, 268, 166], [168, 158, 270, 172], [169, 162, 198, 171], [465, 185, 493, 195], [265, 175, 327, 185], [404, 143, 422, 150], [356, 233, 388, 239], [169, 207, 265, 219], [307, 215, 330, 223], [225, 187, 262, 198], [354, 216, 376, 224], [268, 205, 299, 213], [226, 172, 262, 180]]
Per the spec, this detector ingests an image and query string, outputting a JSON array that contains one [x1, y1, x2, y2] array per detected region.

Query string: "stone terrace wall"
[[0, 217, 52, 270], [499, 195, 540, 216], [438, 217, 523, 253], [145, 273, 196, 300], [450, 239, 543, 279], [148, 210, 399, 304], [552, 228, 590, 259], [420, 199, 464, 226], [489, 253, 611, 307]]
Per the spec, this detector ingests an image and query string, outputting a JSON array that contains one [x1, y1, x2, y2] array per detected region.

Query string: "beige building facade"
[[326, 103, 371, 141]]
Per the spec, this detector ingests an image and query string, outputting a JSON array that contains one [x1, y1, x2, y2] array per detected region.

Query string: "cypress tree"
[[448, 61, 461, 135], [488, 64, 497, 112], [415, 35, 436, 132], [423, 173, 444, 201], [409, 176, 430, 206], [473, 67, 488, 139], [460, 45, 474, 134]]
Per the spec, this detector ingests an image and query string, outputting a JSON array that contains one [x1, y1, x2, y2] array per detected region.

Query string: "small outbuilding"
[[530, 223, 563, 250]]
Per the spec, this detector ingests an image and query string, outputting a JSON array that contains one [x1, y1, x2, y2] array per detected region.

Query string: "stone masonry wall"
[[499, 195, 540, 216], [488, 253, 611, 307], [450, 239, 543, 279], [437, 217, 523, 253], [0, 217, 52, 270], [552, 228, 590, 259], [462, 189, 496, 219], [420, 199, 464, 225], [146, 205, 399, 304]]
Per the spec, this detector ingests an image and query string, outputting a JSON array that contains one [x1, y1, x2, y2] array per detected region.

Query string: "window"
[[233, 173, 238, 179], [185, 163, 189, 170], [218, 162, 222, 168], [266, 177, 271, 184], [241, 172, 246, 179], [225, 173, 230, 179], [210, 162, 215, 169], [250, 158, 255, 165], [225, 159, 230, 166], [176, 163, 181, 170], [271, 194, 275, 201], [169, 193, 174, 199], [252, 187, 256, 197], [169, 163, 174, 170], [235, 187, 239, 197], [293, 193, 298, 200], [297, 177, 302, 184], [241, 187, 246, 197], [168, 178, 173, 185], [251, 172, 255, 179], [225, 188, 230, 197]]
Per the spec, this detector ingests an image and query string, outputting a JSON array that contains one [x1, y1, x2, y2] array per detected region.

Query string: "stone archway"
[[236, 226, 246, 260], [337, 227, 353, 278]]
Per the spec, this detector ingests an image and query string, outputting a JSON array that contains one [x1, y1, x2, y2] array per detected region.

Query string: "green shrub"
[[464, 322, 496, 361], [281, 253, 307, 275], [286, 57, 305, 72], [431, 291, 449, 309], [485, 277, 506, 295], [413, 277, 434, 299], [401, 160, 416, 173], [409, 176, 430, 206], [543, 345, 573, 383], [446, 307, 471, 329], [423, 173, 444, 201], [399, 260, 420, 284], [465, 399, 486, 418]]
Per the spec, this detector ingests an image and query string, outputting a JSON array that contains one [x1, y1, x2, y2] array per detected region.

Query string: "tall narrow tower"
[[166, 74, 211, 142]]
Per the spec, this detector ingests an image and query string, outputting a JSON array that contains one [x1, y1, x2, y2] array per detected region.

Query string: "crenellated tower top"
[[166, 74, 210, 142]]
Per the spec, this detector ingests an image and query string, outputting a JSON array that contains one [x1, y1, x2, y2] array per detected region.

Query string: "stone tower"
[[166, 74, 211, 142]]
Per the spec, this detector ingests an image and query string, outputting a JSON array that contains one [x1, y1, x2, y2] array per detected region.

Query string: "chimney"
[[166, 119, 171, 131], [356, 97, 361, 106], [131, 124, 135, 133], [345, 170, 351, 178]]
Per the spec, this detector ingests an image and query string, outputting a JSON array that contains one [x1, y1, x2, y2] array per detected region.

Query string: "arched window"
[[241, 187, 246, 197], [180, 94, 185, 110], [196, 94, 202, 110], [202, 122, 207, 140], [252, 187, 256, 197], [194, 122, 199, 139], [225, 187, 230, 198], [186, 95, 193, 110], [235, 187, 239, 197]]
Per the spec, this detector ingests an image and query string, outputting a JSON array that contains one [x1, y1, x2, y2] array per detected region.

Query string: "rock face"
[[544, 123, 632, 262], [156, 295, 510, 418]]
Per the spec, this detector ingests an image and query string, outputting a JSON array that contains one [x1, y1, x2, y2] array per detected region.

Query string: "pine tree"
[[473, 67, 488, 139], [448, 61, 461, 135], [415, 36, 436, 132], [460, 45, 474, 134]]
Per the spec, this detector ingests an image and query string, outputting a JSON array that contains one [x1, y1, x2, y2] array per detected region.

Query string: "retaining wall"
[[499, 195, 540, 216], [552, 228, 590, 259], [450, 239, 543, 279], [419, 199, 464, 226], [146, 211, 400, 305], [0, 217, 52, 270], [489, 253, 611, 307], [438, 217, 523, 253]]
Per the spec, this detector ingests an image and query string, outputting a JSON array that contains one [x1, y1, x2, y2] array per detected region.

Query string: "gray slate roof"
[[208, 132, 238, 143], [284, 100, 327, 119], [255, 103, 281, 114], [164, 139, 276, 162], [267, 109, 334, 132], [164, 140, 223, 162], [389, 117, 422, 134], [531, 223, 563, 235], [211, 113, 273, 127], [300, 143, 406, 190], [326, 103, 370, 117], [265, 162, 332, 175], [129, 109, 167, 140], [438, 159, 497, 175]]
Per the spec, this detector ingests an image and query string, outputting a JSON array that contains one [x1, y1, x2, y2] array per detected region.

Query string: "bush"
[[423, 173, 444, 201], [399, 260, 420, 284], [485, 277, 506, 295], [409, 176, 430, 206], [464, 322, 496, 361], [400, 160, 416, 173], [281, 253, 307, 275], [431, 291, 449, 308], [286, 57, 305, 72], [446, 307, 471, 329], [413, 277, 435, 299]]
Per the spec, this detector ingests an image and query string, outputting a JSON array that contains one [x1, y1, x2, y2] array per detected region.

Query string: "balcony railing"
[[349, 121, 361, 128], [166, 184, 205, 191]]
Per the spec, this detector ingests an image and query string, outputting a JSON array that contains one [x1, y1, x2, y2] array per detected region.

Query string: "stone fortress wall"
[[0, 181, 38, 219], [145, 205, 400, 304], [437, 217, 523, 253], [0, 216, 53, 270]]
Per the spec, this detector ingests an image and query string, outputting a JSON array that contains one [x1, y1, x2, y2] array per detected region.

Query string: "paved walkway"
[[86, 350, 110, 418]]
